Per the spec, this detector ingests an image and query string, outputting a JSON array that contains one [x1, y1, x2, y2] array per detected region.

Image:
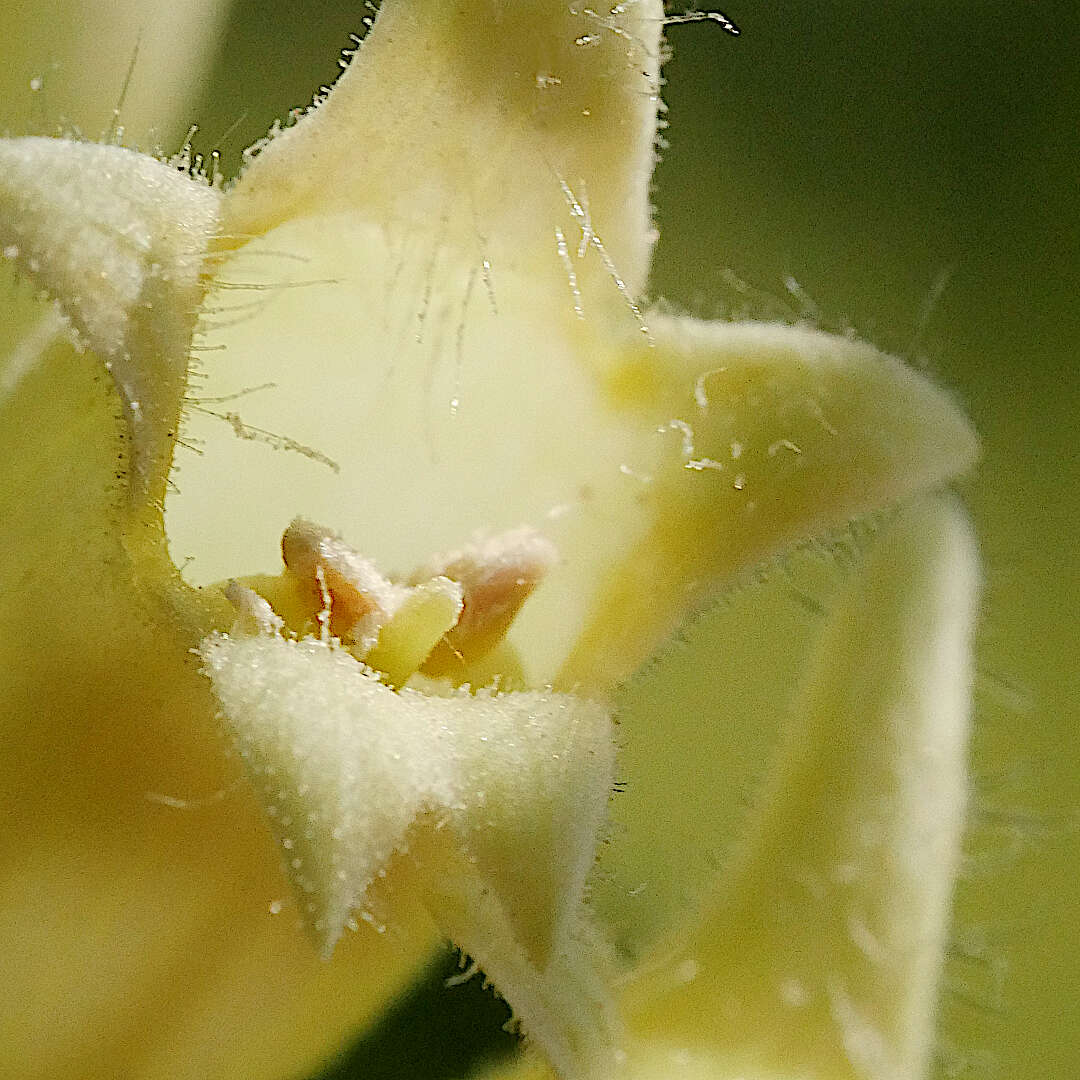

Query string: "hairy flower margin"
[[0, 3, 980, 1080]]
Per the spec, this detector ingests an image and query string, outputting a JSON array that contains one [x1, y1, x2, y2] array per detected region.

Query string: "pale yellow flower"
[[0, 3, 979, 1079]]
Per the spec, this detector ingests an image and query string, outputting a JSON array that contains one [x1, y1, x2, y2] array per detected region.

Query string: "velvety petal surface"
[[168, 254, 977, 692], [557, 316, 978, 690], [0, 4, 984, 1078], [1, 0, 234, 397], [200, 629, 619, 1077], [171, 2, 972, 695], [221, 0, 665, 304], [0, 323, 445, 1080], [478, 495, 978, 1080], [621, 495, 978, 1079], [0, 138, 221, 501], [0, 71, 439, 1080]]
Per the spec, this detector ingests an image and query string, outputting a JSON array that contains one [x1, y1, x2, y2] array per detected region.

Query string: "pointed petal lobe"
[[0, 340, 436, 1080], [558, 316, 979, 690], [623, 495, 979, 1080], [0, 137, 220, 502], [199, 629, 619, 1077], [223, 0, 664, 304]]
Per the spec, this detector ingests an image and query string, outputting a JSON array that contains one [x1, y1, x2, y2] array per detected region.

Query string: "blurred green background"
[[5, 1, 1077, 1077]]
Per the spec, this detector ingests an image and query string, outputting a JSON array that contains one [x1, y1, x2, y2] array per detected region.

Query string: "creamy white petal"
[[223, 0, 664, 308], [200, 629, 619, 1078], [1, 0, 230, 426], [0, 138, 220, 503], [170, 266, 976, 692], [0, 333, 439, 1080], [620, 495, 979, 1080], [557, 316, 979, 691]]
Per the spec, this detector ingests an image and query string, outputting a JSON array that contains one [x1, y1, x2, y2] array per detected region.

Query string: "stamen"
[[224, 580, 284, 635], [412, 527, 557, 661], [229, 520, 557, 687], [281, 518, 402, 651]]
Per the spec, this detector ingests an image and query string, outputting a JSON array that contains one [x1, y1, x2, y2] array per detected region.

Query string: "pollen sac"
[[273, 518, 556, 686], [363, 577, 464, 687], [281, 517, 407, 651], [412, 527, 558, 662]]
